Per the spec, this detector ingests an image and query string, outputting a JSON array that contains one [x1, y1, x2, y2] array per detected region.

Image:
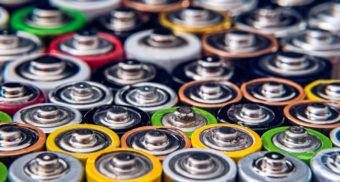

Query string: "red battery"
[[49, 30, 124, 71]]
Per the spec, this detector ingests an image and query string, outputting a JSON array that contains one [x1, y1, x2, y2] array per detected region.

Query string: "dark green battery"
[[0, 161, 7, 182], [10, 6, 85, 38], [0, 112, 11, 123], [151, 106, 217, 138], [262, 126, 332, 163]]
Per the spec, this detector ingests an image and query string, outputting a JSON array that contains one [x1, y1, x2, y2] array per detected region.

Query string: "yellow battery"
[[305, 80, 340, 104], [46, 124, 120, 164], [191, 123, 262, 161], [160, 7, 231, 34], [86, 148, 162, 182]]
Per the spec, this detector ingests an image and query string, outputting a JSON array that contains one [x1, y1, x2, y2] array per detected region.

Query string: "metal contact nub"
[[250, 81, 297, 102], [93, 106, 140, 129], [273, 126, 321, 153], [292, 103, 339, 124], [200, 126, 253, 151], [144, 28, 186, 48], [96, 151, 152, 180], [104, 59, 157, 85], [188, 82, 235, 104], [24, 152, 69, 180], [59, 82, 104, 104], [60, 30, 113, 56], [0, 82, 37, 104], [0, 124, 35, 151], [171, 151, 227, 180], [316, 83, 340, 102], [27, 6, 66, 28], [184, 56, 234, 81], [228, 103, 274, 126], [57, 128, 110, 153], [130, 129, 182, 156], [323, 151, 340, 174], [161, 107, 207, 132], [105, 8, 137, 31], [253, 152, 295, 178]]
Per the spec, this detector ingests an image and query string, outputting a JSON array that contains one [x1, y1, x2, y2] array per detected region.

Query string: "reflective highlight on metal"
[[330, 127, 340, 147], [86, 148, 162, 182], [308, 2, 340, 34], [8, 152, 83, 182], [123, 0, 189, 13], [163, 148, 237, 182], [193, 0, 257, 16], [305, 80, 340, 103], [13, 103, 82, 134], [121, 126, 191, 160], [311, 148, 340, 182], [191, 123, 262, 161], [238, 151, 312, 182]]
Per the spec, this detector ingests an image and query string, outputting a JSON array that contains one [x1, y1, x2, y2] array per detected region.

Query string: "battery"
[[311, 148, 340, 182], [284, 101, 340, 132], [305, 80, 340, 103], [238, 151, 312, 182], [46, 124, 120, 164], [0, 122, 46, 163], [83, 105, 150, 136], [282, 28, 340, 79], [0, 0, 35, 12], [0, 161, 7, 182], [151, 106, 218, 138], [308, 2, 340, 35], [91, 59, 170, 92], [0, 82, 45, 116], [241, 78, 305, 107], [123, 0, 189, 13], [13, 103, 82, 134], [262, 126, 332, 163], [10, 4, 86, 38], [0, 30, 43, 69], [48, 81, 113, 113], [236, 7, 306, 38], [0, 7, 8, 29], [50, 0, 120, 20], [124, 28, 201, 73], [178, 79, 242, 112], [49, 30, 124, 71], [160, 6, 231, 35], [115, 82, 178, 113], [163, 148, 237, 182], [217, 102, 285, 135], [172, 56, 249, 88], [121, 126, 191, 160], [250, 51, 331, 85], [94, 8, 151, 42], [330, 127, 340, 147], [3, 53, 91, 94], [193, 0, 257, 16], [191, 123, 262, 161], [202, 29, 278, 62], [8, 151, 83, 182], [86, 148, 162, 182]]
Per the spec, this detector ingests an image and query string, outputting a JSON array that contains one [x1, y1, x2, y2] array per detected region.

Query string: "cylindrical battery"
[[193, 0, 258, 16], [308, 2, 340, 35], [311, 148, 340, 182], [8, 151, 84, 182], [330, 126, 340, 147], [305, 80, 340, 103]]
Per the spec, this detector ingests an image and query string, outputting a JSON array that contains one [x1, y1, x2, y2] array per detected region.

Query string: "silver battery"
[[8, 151, 83, 182], [3, 53, 91, 94], [115, 82, 178, 113], [330, 127, 340, 147], [0, 82, 42, 106], [163, 148, 237, 182], [238, 151, 312, 182], [236, 7, 306, 38], [13, 103, 82, 134], [193, 0, 257, 16], [48, 81, 113, 112], [311, 148, 340, 182], [308, 2, 340, 35]]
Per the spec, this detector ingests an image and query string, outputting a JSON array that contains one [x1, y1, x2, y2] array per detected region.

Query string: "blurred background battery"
[[217, 102, 285, 135], [83, 105, 150, 136], [163, 148, 237, 182], [92, 59, 170, 92], [0, 0, 35, 12], [49, 0, 120, 21], [49, 29, 124, 71], [13, 103, 82, 134], [123, 0, 189, 14], [8, 152, 84, 182], [121, 126, 191, 160], [193, 0, 258, 16], [311, 148, 340, 182]]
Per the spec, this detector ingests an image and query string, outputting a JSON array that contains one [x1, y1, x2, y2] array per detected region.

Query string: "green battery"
[[262, 126, 332, 163], [0, 161, 7, 182], [10, 6, 85, 38], [151, 106, 217, 138], [0, 111, 11, 122]]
